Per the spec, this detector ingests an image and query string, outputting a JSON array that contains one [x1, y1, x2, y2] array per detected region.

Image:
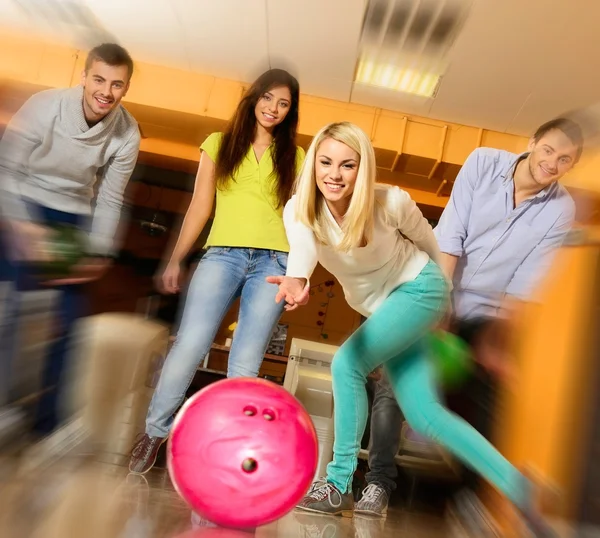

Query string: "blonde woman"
[[267, 122, 552, 537]]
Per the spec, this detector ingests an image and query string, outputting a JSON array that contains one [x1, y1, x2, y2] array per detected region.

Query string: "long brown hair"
[[215, 69, 300, 208]]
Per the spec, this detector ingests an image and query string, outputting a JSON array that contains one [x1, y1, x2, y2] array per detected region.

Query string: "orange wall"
[[493, 241, 600, 521], [3, 30, 599, 199], [0, 30, 529, 202]]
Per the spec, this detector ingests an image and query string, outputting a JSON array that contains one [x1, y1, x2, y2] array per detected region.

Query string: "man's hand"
[[472, 318, 518, 387], [265, 275, 309, 311], [4, 219, 51, 262], [436, 303, 454, 332], [44, 257, 112, 286], [368, 367, 383, 381]]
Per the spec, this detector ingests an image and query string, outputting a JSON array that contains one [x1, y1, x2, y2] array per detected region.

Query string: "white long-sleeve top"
[[284, 184, 443, 317]]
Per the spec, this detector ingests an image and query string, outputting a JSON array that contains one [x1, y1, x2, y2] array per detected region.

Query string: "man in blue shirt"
[[355, 118, 584, 521]]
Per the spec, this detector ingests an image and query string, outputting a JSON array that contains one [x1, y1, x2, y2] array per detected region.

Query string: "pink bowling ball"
[[167, 377, 319, 529]]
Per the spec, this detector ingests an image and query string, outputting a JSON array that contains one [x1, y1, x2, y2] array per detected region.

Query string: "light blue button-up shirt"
[[434, 147, 576, 320]]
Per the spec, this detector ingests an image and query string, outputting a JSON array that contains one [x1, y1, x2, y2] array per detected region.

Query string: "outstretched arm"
[[266, 197, 318, 311]]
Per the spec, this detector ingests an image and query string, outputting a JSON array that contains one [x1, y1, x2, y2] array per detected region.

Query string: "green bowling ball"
[[36, 224, 86, 280], [428, 329, 473, 388]]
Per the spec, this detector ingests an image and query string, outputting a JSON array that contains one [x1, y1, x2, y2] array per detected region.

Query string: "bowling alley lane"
[[0, 451, 454, 538], [0, 436, 588, 538]]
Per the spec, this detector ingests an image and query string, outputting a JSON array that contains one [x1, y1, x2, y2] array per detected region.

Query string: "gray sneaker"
[[296, 481, 354, 517], [355, 484, 389, 517]]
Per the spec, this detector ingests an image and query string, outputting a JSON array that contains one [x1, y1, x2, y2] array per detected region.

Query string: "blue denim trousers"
[[145, 247, 287, 438], [0, 204, 86, 433]]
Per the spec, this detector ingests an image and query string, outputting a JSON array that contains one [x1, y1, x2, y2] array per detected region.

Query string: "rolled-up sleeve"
[[434, 149, 481, 255], [506, 208, 575, 300]]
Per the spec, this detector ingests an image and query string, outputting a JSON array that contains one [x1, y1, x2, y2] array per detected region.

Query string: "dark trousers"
[[447, 318, 500, 490], [0, 205, 87, 434], [365, 317, 499, 492]]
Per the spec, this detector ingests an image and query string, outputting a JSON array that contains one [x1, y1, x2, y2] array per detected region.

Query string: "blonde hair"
[[293, 122, 376, 251]]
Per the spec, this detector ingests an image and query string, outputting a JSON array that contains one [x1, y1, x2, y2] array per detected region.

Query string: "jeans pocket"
[[270, 251, 288, 274]]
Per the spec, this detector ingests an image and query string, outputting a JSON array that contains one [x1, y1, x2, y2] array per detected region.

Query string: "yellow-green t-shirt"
[[200, 132, 305, 253]]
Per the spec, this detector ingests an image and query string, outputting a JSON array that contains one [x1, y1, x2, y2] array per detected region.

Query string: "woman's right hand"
[[158, 260, 183, 294], [265, 275, 309, 311]]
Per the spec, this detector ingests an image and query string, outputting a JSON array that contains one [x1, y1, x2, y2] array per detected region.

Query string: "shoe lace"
[[307, 476, 327, 495], [131, 434, 153, 459], [361, 484, 385, 504], [309, 482, 343, 508]]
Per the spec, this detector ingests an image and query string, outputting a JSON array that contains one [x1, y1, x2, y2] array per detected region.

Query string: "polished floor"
[[0, 442, 461, 538], [0, 464, 450, 538], [0, 440, 587, 538]]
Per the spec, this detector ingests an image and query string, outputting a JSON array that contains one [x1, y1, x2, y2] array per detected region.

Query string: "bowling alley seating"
[[68, 312, 170, 465], [283, 337, 339, 481]]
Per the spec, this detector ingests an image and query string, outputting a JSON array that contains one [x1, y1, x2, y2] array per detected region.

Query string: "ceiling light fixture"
[[355, 0, 471, 98], [355, 58, 441, 97]]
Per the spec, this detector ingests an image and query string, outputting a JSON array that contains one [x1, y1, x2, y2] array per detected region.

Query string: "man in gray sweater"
[[0, 43, 141, 434]]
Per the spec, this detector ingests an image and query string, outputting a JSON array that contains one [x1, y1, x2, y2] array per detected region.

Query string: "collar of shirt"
[[67, 85, 121, 140], [500, 151, 559, 204]]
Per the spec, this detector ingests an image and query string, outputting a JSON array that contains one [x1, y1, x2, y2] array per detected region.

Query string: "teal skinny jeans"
[[326, 260, 528, 508]]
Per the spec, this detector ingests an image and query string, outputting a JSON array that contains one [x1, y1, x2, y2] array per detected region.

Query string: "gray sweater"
[[0, 85, 140, 255]]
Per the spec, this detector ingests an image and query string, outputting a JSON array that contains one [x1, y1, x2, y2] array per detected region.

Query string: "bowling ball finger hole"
[[262, 409, 276, 421], [243, 406, 257, 416], [242, 458, 258, 473]]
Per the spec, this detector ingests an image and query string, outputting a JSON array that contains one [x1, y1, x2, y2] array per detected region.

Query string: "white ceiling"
[[1, 0, 599, 137]]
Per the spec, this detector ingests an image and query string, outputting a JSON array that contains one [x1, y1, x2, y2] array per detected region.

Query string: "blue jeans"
[[145, 247, 287, 438], [0, 205, 87, 433], [327, 261, 529, 508]]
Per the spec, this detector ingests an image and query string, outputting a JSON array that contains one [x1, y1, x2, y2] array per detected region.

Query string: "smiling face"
[[527, 128, 580, 188], [315, 137, 360, 218], [253, 85, 292, 133], [80, 60, 130, 124]]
